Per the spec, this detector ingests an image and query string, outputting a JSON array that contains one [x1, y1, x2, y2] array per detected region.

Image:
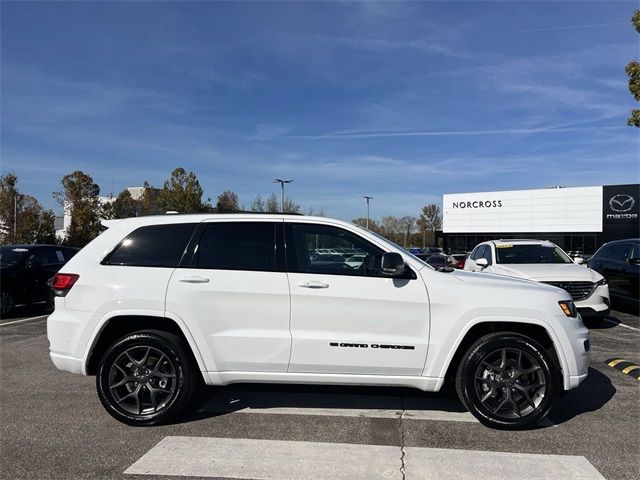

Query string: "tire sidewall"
[[96, 332, 188, 426], [458, 334, 559, 429]]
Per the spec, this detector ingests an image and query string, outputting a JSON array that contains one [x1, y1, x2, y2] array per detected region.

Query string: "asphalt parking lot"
[[1, 306, 639, 480]]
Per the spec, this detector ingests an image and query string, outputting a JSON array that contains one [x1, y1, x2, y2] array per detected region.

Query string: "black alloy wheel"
[[97, 330, 199, 426], [456, 332, 559, 429]]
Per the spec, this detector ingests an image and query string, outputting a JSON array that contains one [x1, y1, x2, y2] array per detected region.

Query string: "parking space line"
[[621, 365, 640, 375], [0, 315, 48, 327], [602, 318, 640, 332], [124, 436, 605, 479]]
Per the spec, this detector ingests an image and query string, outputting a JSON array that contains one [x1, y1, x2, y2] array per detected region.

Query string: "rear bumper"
[[50, 352, 84, 375]]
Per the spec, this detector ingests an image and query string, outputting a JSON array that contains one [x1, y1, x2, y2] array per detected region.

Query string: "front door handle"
[[179, 276, 210, 284], [298, 281, 329, 289]]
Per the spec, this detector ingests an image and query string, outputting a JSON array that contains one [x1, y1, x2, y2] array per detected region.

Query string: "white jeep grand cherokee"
[[48, 215, 590, 429], [464, 240, 610, 320]]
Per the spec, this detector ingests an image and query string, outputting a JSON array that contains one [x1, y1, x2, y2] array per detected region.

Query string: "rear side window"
[[104, 223, 196, 267], [195, 222, 277, 271]]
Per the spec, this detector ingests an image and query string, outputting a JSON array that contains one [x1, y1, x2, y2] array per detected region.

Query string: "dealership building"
[[438, 183, 640, 255]]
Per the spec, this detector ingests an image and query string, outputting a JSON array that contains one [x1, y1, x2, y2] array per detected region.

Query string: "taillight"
[[52, 273, 79, 297]]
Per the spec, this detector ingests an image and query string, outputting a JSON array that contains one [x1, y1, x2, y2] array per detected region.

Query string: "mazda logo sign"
[[609, 194, 635, 212]]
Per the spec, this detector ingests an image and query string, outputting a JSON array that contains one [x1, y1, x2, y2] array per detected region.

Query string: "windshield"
[[0, 247, 30, 267], [495, 244, 573, 264]]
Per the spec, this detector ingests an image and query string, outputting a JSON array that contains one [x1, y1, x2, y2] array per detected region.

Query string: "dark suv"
[[588, 239, 639, 310], [0, 245, 79, 316]]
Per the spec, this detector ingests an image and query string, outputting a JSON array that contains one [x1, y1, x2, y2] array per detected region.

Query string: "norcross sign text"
[[443, 186, 603, 233]]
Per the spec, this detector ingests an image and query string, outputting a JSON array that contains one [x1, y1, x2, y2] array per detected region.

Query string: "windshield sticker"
[[496, 244, 512, 248]]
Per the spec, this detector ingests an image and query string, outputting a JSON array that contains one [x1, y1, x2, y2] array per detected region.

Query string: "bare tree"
[[400, 215, 417, 247], [417, 204, 442, 248]]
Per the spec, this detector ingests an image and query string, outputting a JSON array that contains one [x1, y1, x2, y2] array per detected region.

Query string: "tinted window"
[[44, 248, 66, 265], [27, 249, 48, 266], [470, 246, 481, 260], [288, 224, 385, 277], [593, 244, 610, 259], [196, 222, 276, 271], [105, 223, 196, 267], [607, 243, 632, 262], [0, 247, 30, 267], [481, 246, 493, 265]]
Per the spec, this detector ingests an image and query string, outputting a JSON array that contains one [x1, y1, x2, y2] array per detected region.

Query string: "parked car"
[[423, 247, 444, 255], [48, 215, 589, 429], [421, 254, 453, 269], [464, 240, 609, 319], [406, 247, 421, 255], [1, 245, 79, 315], [588, 239, 639, 310], [451, 254, 468, 269]]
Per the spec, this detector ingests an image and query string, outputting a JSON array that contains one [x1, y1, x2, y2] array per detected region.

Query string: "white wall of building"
[[55, 186, 145, 240], [443, 186, 603, 233]]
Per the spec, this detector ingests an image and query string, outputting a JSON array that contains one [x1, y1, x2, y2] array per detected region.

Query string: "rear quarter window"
[[104, 223, 197, 267]]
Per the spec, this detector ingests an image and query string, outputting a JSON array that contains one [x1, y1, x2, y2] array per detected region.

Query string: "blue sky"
[[2, 1, 639, 221]]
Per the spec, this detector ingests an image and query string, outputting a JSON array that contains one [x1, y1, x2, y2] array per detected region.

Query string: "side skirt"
[[204, 371, 442, 392]]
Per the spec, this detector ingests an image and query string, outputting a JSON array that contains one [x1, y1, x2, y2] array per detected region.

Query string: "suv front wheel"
[[96, 330, 199, 426], [456, 332, 559, 429]]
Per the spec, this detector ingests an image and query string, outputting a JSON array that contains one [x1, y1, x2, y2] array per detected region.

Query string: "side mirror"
[[573, 257, 584, 265], [381, 252, 406, 276], [629, 258, 640, 266], [475, 258, 488, 268]]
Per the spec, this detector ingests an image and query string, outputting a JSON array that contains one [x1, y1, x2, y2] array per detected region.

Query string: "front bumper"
[[575, 284, 610, 319]]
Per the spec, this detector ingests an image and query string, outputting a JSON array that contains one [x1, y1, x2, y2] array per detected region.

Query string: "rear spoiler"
[[100, 219, 122, 229]]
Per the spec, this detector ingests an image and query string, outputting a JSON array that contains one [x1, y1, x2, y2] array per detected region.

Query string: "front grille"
[[541, 281, 595, 301]]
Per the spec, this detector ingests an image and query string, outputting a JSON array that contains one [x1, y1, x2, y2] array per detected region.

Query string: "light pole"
[[13, 194, 18, 243], [274, 179, 293, 212], [363, 196, 373, 229]]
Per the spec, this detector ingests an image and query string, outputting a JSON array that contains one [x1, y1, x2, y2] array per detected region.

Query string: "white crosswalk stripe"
[[125, 436, 605, 479]]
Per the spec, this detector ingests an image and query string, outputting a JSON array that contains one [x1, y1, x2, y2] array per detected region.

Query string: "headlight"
[[596, 277, 607, 286], [559, 300, 578, 318]]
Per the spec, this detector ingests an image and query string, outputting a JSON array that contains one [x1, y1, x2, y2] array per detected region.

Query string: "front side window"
[[104, 223, 196, 267], [495, 244, 572, 264], [288, 223, 385, 277], [196, 222, 277, 272]]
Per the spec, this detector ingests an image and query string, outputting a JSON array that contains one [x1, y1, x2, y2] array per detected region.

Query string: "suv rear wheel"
[[455, 332, 558, 429], [96, 330, 199, 426]]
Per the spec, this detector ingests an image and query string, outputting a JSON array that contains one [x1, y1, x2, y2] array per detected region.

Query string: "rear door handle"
[[298, 281, 329, 289], [179, 276, 210, 284]]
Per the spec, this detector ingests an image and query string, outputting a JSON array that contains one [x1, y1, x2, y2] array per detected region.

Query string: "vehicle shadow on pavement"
[[176, 383, 470, 425], [545, 367, 616, 426]]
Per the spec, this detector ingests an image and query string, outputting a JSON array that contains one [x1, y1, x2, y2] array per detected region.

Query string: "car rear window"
[[104, 223, 197, 267]]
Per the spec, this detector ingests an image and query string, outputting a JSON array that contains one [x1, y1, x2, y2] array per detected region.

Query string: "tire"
[[1, 291, 14, 316], [455, 332, 559, 430], [96, 330, 200, 426]]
